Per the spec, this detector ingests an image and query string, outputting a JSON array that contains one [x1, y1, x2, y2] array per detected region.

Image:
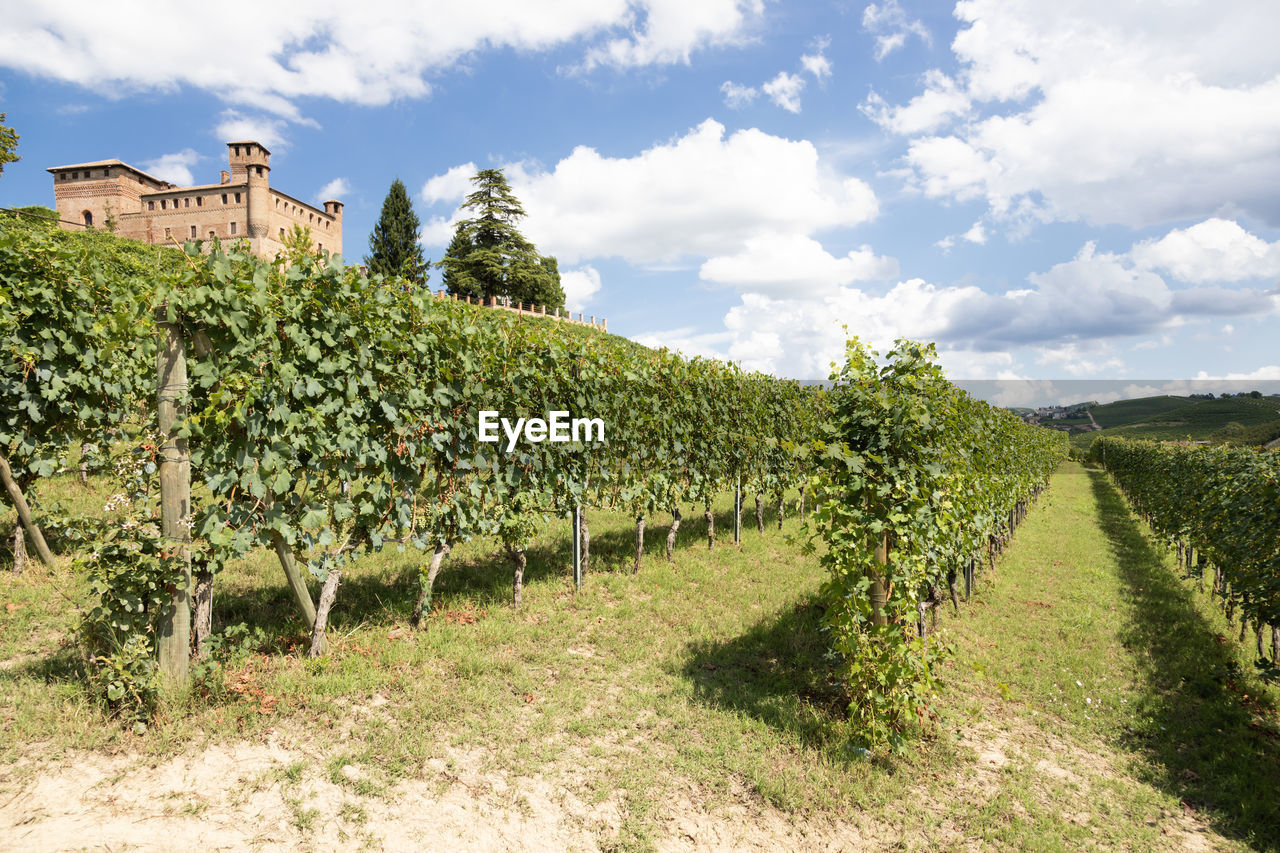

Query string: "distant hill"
[[1088, 395, 1190, 428], [1066, 394, 1280, 450]]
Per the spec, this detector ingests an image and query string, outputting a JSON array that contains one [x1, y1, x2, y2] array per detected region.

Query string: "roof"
[[226, 140, 271, 155], [47, 159, 173, 187], [140, 181, 248, 197]]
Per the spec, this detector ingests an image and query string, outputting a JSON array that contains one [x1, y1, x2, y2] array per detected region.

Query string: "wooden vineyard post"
[[870, 532, 889, 627], [12, 527, 25, 574], [0, 453, 55, 567], [572, 504, 583, 589], [733, 477, 741, 545], [156, 310, 193, 687]]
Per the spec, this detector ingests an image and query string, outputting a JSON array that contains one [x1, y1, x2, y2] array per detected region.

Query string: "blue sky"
[[2, 1, 1279, 402]]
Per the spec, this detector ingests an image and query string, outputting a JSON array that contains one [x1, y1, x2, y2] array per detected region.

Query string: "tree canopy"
[[365, 178, 428, 284], [439, 169, 565, 311], [0, 113, 19, 178]]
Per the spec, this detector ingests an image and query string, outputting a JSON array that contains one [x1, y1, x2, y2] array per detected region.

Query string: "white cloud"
[[1033, 343, 1124, 378], [862, 0, 931, 61], [800, 38, 832, 80], [879, 1, 1280, 229], [214, 111, 289, 151], [560, 265, 602, 312], [421, 119, 879, 268], [141, 148, 200, 186], [720, 81, 758, 109], [420, 216, 457, 247], [631, 326, 733, 362], [763, 71, 805, 113], [1194, 366, 1280, 381], [316, 177, 351, 202], [1130, 218, 1280, 283], [699, 234, 898, 297], [651, 223, 1280, 379], [580, 0, 764, 70], [2, 1, 764, 117], [861, 71, 970, 135], [421, 162, 478, 205], [961, 221, 986, 245]]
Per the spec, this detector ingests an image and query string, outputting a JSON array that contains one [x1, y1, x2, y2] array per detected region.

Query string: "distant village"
[[1019, 403, 1098, 431]]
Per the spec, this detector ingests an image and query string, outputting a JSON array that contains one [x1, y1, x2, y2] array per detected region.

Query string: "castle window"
[[164, 227, 171, 239], [279, 228, 284, 238], [82, 210, 93, 227], [255, 166, 263, 177], [235, 192, 242, 203], [148, 201, 155, 211], [184, 198, 190, 208], [160, 200, 167, 210], [60, 173, 66, 181], [208, 230, 215, 239], [190, 225, 197, 238], [234, 145, 240, 156], [309, 213, 314, 222], [104, 169, 110, 177], [196, 197, 203, 207], [221, 193, 228, 204], [318, 244, 323, 252], [230, 222, 237, 235]]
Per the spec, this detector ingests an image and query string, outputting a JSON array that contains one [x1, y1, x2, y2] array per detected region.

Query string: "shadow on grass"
[[0, 644, 83, 685], [1087, 467, 1280, 850], [678, 594, 851, 755]]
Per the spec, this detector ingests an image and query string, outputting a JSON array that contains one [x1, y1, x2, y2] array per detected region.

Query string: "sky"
[[2, 0, 1279, 404]]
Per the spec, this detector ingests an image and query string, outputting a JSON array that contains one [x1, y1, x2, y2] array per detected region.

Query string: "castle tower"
[[228, 141, 270, 248], [323, 200, 344, 255]]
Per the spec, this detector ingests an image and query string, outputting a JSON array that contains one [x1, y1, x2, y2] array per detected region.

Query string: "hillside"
[[1067, 394, 1280, 450], [1089, 395, 1192, 428]]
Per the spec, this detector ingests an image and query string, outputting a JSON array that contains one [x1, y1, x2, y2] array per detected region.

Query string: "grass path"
[[1, 461, 1279, 850], [940, 461, 1280, 851]]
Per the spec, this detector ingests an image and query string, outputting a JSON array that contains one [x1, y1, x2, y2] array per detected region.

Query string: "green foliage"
[[11, 205, 58, 225], [438, 168, 565, 311], [0, 218, 157, 487], [808, 338, 1066, 752], [156, 241, 823, 611], [1211, 417, 1280, 448], [1092, 436, 1280, 626], [191, 623, 269, 698], [77, 442, 186, 721], [365, 178, 428, 284], [0, 113, 18, 177], [278, 223, 322, 267]]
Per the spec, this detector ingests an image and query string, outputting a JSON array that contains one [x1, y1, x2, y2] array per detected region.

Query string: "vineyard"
[[1, 210, 1061, 732], [1092, 436, 1280, 657], [6, 213, 1280, 849]]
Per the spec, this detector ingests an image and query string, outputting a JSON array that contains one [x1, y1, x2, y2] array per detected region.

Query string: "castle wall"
[[49, 142, 343, 259], [124, 184, 251, 247], [267, 191, 342, 256], [50, 164, 165, 230]]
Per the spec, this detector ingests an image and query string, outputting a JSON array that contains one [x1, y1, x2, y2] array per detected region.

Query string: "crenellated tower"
[[228, 141, 271, 246]]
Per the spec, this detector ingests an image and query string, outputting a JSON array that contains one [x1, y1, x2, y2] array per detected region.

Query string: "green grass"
[[944, 462, 1280, 849], [1089, 396, 1193, 428], [3, 460, 1280, 849]]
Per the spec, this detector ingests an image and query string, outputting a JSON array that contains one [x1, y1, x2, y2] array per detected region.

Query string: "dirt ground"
[[0, 714, 1222, 853]]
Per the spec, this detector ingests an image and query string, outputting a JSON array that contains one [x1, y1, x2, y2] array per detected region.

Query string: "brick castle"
[[48, 141, 342, 257]]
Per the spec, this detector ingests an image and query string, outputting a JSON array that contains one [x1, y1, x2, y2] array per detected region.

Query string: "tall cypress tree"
[[366, 178, 428, 284], [439, 169, 565, 311]]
